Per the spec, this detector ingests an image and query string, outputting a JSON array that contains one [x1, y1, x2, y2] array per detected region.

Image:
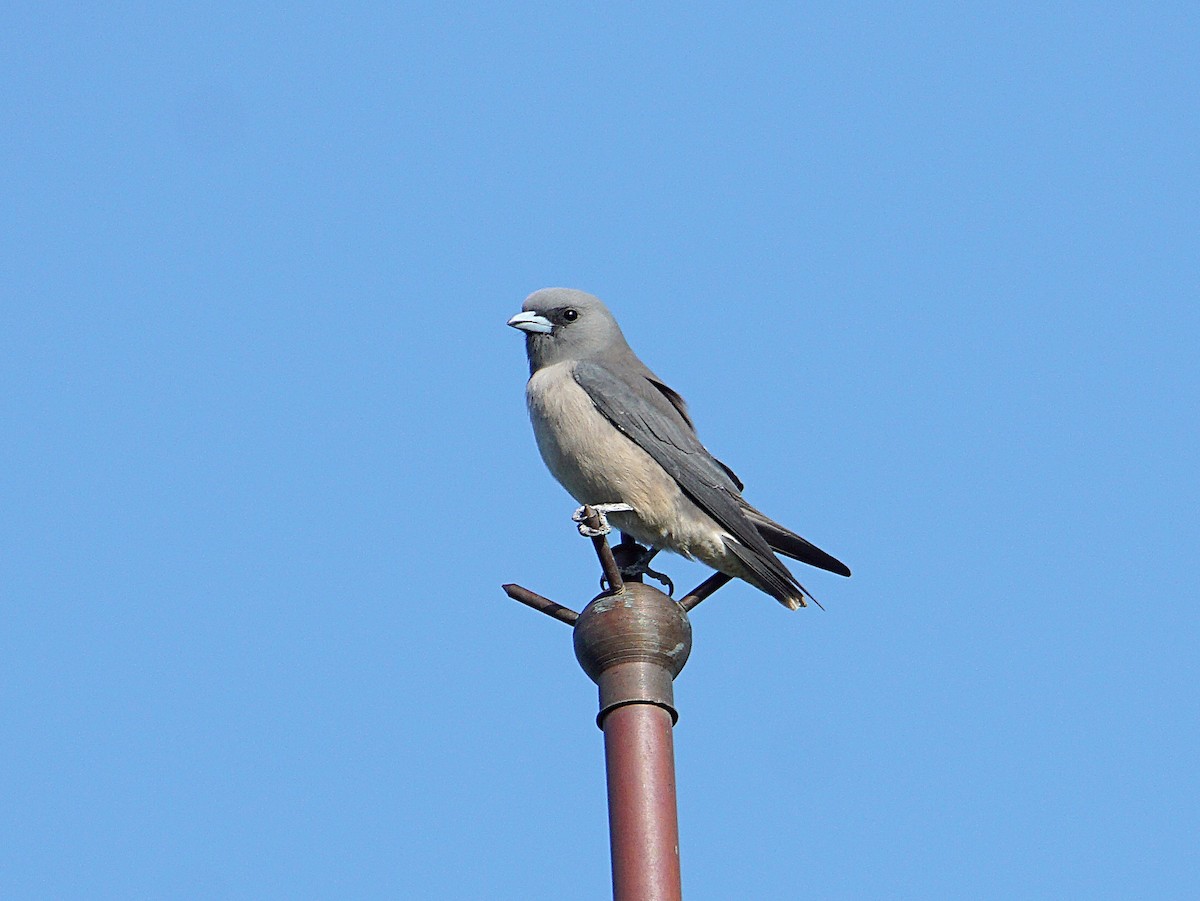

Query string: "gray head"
[[507, 288, 633, 374]]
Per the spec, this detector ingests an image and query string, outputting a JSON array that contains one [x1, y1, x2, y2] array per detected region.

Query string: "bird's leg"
[[620, 546, 675, 597], [572, 504, 673, 595], [572, 503, 633, 537]]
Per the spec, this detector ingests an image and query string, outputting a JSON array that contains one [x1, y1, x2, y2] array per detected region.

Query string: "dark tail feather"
[[725, 540, 816, 611], [744, 509, 852, 578]]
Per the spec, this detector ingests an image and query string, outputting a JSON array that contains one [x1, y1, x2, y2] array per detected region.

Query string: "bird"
[[507, 287, 850, 610]]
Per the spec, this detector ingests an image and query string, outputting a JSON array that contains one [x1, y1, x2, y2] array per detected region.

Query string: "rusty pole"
[[603, 706, 680, 900], [574, 583, 690, 901], [504, 507, 728, 901]]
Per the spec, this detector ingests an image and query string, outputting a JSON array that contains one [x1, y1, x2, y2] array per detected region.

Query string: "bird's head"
[[507, 288, 630, 373]]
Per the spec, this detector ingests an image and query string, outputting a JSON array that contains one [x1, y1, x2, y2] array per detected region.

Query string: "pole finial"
[[573, 582, 692, 726]]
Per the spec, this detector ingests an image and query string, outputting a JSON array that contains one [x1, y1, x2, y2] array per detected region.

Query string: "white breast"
[[524, 362, 728, 559]]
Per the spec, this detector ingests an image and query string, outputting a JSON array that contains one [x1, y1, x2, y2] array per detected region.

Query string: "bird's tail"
[[741, 507, 852, 578], [724, 540, 812, 611]]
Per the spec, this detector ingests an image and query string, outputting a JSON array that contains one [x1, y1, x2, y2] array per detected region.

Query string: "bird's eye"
[[562, 308, 578, 322]]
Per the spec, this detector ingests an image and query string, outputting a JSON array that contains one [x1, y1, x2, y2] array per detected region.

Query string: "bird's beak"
[[507, 311, 554, 334]]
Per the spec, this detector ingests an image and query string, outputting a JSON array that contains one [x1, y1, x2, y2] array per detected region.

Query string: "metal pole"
[[575, 584, 691, 901], [506, 510, 721, 900], [603, 703, 682, 901]]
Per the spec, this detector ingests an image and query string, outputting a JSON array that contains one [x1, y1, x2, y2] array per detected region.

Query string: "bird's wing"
[[642, 374, 745, 490], [741, 505, 852, 577], [644, 376, 695, 430], [573, 360, 803, 601]]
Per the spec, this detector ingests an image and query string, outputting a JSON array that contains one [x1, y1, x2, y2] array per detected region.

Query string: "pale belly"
[[525, 362, 731, 563]]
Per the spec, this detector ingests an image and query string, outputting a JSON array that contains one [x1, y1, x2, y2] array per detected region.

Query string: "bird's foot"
[[619, 547, 675, 596], [572, 503, 634, 538], [641, 565, 675, 596]]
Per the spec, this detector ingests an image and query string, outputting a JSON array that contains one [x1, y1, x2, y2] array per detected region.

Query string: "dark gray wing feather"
[[645, 377, 695, 430], [647, 376, 744, 488], [572, 361, 806, 603], [742, 507, 852, 577]]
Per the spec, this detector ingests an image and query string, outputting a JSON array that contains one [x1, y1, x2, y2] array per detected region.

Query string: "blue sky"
[[3, 3, 1197, 898]]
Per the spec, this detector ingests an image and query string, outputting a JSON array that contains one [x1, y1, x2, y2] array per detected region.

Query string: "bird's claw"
[[617, 548, 675, 596], [600, 563, 673, 595], [573, 503, 634, 538], [639, 565, 675, 596]]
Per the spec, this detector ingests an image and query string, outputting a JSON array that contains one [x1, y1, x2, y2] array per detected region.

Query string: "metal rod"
[[603, 703, 683, 901], [678, 572, 733, 611], [502, 583, 579, 626], [581, 506, 626, 592]]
